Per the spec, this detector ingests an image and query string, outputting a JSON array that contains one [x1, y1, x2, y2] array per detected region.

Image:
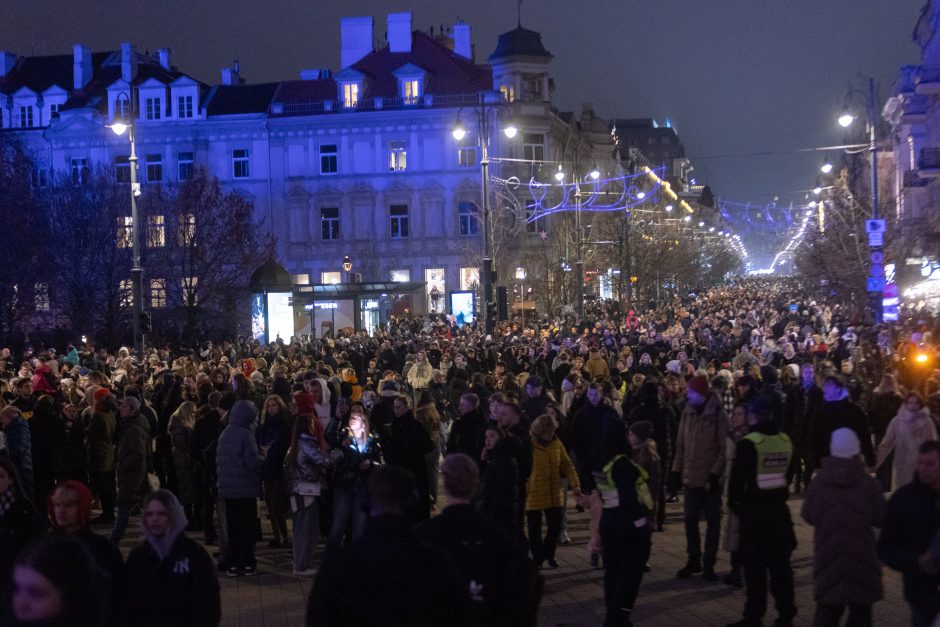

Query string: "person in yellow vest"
[[726, 396, 797, 627], [596, 420, 652, 627]]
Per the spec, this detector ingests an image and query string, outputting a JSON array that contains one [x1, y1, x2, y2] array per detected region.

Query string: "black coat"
[[446, 409, 487, 466], [307, 513, 468, 627], [383, 412, 434, 519], [478, 443, 519, 538], [0, 495, 46, 583], [811, 398, 875, 468]]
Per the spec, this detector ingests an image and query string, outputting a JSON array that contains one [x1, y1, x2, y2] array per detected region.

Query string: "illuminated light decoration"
[[916, 353, 929, 364], [821, 162, 833, 174], [683, 215, 691, 222], [698, 221, 705, 227], [637, 191, 646, 199], [665, 204, 673, 212]]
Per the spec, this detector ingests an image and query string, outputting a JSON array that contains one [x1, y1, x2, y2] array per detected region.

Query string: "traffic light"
[[139, 311, 152, 334]]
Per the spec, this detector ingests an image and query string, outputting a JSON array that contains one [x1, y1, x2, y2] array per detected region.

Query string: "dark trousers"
[[526, 507, 562, 565], [814, 603, 872, 627], [742, 545, 796, 623], [91, 470, 116, 520], [225, 498, 258, 570], [682, 486, 721, 566], [602, 520, 651, 627]]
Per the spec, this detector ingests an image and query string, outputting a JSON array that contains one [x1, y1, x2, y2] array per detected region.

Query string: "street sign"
[[865, 219, 886, 234], [870, 251, 884, 264], [870, 264, 884, 278], [867, 277, 887, 292], [868, 232, 883, 247]]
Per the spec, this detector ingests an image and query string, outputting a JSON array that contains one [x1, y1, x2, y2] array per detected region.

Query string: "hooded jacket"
[[216, 400, 263, 499], [811, 393, 875, 468], [877, 405, 938, 490]]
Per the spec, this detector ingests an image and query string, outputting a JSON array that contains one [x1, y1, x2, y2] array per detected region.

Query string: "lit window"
[[182, 276, 198, 306], [145, 97, 162, 120], [458, 146, 476, 168], [458, 202, 479, 236], [70, 158, 89, 185], [499, 84, 514, 102], [320, 144, 338, 174], [321, 271, 341, 284], [177, 95, 193, 119], [459, 267, 479, 290], [19, 106, 34, 128], [390, 269, 410, 282], [388, 141, 407, 172], [390, 204, 409, 238], [146, 154, 163, 182], [34, 283, 49, 312], [321, 207, 340, 240], [117, 216, 134, 249], [120, 279, 134, 308], [342, 83, 359, 108], [402, 79, 420, 104], [150, 278, 166, 308], [148, 215, 165, 248], [292, 274, 310, 285], [114, 156, 130, 183], [178, 152, 194, 181], [515, 267, 527, 280], [233, 149, 249, 178], [178, 213, 196, 246]]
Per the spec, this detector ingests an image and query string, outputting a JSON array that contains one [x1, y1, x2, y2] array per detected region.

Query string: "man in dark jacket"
[[810, 375, 875, 472], [447, 393, 488, 468], [111, 396, 151, 542], [382, 395, 434, 521], [521, 376, 550, 423], [878, 440, 940, 626], [307, 465, 468, 627], [628, 381, 674, 531], [0, 406, 34, 501]]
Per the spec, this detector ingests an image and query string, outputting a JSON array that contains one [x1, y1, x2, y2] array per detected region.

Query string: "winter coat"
[[406, 361, 434, 390], [877, 406, 938, 490], [116, 413, 150, 505], [0, 491, 46, 583], [802, 455, 885, 605], [869, 391, 903, 441], [331, 431, 382, 491], [810, 395, 875, 468], [255, 411, 291, 482], [525, 436, 579, 511], [569, 401, 622, 490], [478, 442, 519, 536], [446, 409, 487, 466], [672, 392, 729, 489], [169, 421, 196, 506], [289, 431, 328, 491], [878, 478, 940, 613], [585, 355, 609, 380], [87, 410, 117, 472], [215, 400, 263, 499], [2, 416, 34, 498]]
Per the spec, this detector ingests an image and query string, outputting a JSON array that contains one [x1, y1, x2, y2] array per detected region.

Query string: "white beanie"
[[830, 428, 860, 459]]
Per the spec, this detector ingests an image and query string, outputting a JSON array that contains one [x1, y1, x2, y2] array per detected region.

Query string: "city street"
[[107, 494, 909, 626]]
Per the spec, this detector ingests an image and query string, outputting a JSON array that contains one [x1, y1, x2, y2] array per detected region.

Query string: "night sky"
[[3, 0, 922, 259]]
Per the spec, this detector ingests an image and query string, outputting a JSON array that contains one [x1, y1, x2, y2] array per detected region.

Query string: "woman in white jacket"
[[877, 391, 937, 490]]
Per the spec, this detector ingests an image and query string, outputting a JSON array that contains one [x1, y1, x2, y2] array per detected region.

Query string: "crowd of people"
[[1, 276, 940, 626]]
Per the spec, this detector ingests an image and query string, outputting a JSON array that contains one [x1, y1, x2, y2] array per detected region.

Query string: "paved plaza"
[[104, 493, 909, 626]]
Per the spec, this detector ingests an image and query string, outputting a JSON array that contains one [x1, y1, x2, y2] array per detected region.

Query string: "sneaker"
[[703, 567, 719, 582], [723, 570, 743, 588], [243, 566, 256, 576], [226, 567, 242, 578], [676, 560, 702, 578], [558, 531, 571, 545], [547, 558, 559, 569], [293, 568, 317, 577]]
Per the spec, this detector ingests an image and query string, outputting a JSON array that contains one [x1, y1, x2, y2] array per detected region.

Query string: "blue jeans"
[[683, 486, 721, 567], [328, 487, 366, 549]]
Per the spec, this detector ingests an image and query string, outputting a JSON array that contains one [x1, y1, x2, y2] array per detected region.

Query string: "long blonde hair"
[[169, 401, 197, 430]]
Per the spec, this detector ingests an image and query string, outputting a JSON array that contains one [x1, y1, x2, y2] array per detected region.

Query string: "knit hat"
[[687, 374, 709, 397], [630, 420, 654, 442], [293, 391, 316, 416], [830, 428, 860, 459]]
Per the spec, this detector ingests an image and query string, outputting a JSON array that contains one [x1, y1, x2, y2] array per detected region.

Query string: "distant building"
[[611, 118, 691, 189]]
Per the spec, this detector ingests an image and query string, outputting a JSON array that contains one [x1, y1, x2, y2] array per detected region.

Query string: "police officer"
[[726, 396, 797, 627], [597, 420, 653, 627]]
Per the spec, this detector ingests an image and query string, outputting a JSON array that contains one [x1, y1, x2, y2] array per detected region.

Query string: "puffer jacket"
[[525, 436, 579, 511], [878, 407, 938, 490], [802, 455, 885, 605], [216, 400, 263, 499], [116, 413, 150, 504], [87, 410, 117, 472], [289, 431, 328, 492], [672, 392, 728, 488]]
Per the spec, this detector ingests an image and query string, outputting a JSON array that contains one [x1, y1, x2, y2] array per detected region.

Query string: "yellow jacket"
[[526, 436, 580, 511]]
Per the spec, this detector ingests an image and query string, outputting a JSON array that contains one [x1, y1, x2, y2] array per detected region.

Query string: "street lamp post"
[[451, 93, 517, 334], [109, 91, 144, 359]]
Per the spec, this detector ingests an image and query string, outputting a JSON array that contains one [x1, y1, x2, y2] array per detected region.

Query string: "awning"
[[294, 281, 425, 301]]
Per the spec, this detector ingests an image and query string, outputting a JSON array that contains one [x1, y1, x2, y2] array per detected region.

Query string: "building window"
[[182, 276, 198, 306], [320, 144, 338, 174], [177, 95, 193, 119], [292, 273, 310, 285], [526, 204, 545, 233], [148, 215, 165, 248], [115, 98, 130, 122], [70, 158, 89, 185], [388, 141, 407, 172], [522, 134, 544, 162], [178, 152, 194, 181], [19, 106, 34, 128], [499, 84, 515, 102], [458, 146, 476, 168], [120, 279, 134, 308], [145, 97, 162, 120], [232, 149, 249, 178], [34, 283, 49, 312], [390, 269, 410, 282], [117, 216, 134, 249], [150, 278, 166, 308], [114, 156, 130, 183], [321, 271, 341, 285], [29, 168, 47, 189], [178, 213, 196, 246], [402, 79, 420, 104], [146, 154, 163, 182], [458, 201, 479, 236], [49, 104, 60, 118], [426, 269, 445, 313], [459, 267, 479, 290], [321, 207, 340, 240], [342, 83, 359, 108], [389, 204, 409, 238]]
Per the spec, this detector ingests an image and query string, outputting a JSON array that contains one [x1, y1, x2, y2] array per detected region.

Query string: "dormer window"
[[392, 63, 427, 106], [402, 79, 420, 104], [499, 84, 515, 103], [341, 83, 359, 108], [19, 105, 34, 128], [177, 95, 193, 119], [145, 97, 162, 120], [115, 98, 130, 122]]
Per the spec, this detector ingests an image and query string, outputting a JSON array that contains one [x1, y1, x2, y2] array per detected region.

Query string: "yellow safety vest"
[[599, 454, 654, 511], [742, 431, 792, 491]]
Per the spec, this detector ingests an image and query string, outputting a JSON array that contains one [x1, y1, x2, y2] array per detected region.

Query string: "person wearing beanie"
[[725, 396, 797, 627], [670, 372, 728, 582], [809, 375, 875, 476], [802, 428, 885, 627]]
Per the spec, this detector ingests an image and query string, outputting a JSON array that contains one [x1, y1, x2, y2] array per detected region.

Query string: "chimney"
[[452, 20, 471, 60], [220, 65, 240, 86], [340, 16, 374, 68], [0, 51, 18, 78], [120, 42, 137, 83], [387, 12, 412, 53], [157, 48, 171, 70]]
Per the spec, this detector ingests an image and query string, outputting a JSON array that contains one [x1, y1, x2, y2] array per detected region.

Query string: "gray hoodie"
[[216, 399, 263, 499]]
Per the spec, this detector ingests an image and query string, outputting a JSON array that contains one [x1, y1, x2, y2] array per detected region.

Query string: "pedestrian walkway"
[[103, 495, 909, 626]]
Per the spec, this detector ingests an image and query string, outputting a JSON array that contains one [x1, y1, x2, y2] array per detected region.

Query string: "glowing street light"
[[554, 165, 565, 182], [838, 113, 855, 128], [821, 162, 833, 174]]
